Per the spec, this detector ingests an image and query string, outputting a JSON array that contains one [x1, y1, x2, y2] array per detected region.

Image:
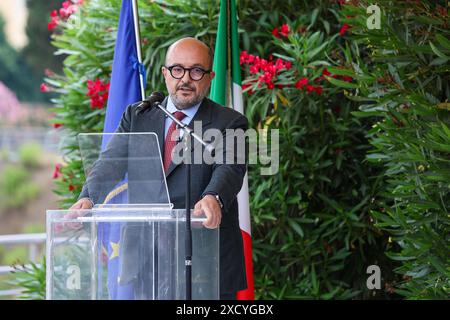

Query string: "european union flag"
[[102, 0, 145, 137], [97, 0, 146, 300]]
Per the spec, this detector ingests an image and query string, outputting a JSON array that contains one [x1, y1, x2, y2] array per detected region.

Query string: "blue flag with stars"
[[97, 0, 145, 300]]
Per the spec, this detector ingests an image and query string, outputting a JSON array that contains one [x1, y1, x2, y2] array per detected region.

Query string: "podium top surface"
[[47, 206, 207, 223]]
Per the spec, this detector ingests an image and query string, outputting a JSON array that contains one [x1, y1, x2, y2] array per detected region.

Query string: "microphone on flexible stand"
[[135, 91, 165, 115]]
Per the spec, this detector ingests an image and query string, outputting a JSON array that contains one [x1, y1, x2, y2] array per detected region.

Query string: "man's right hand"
[[70, 197, 93, 210], [54, 198, 93, 233]]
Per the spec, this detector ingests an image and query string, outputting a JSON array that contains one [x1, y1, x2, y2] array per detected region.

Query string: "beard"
[[170, 83, 209, 109]]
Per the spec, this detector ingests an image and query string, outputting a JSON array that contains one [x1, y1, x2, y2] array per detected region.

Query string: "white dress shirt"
[[164, 95, 201, 140]]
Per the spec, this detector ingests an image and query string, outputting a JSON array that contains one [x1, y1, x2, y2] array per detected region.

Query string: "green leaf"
[[351, 111, 381, 117], [288, 219, 304, 238], [326, 76, 358, 89], [308, 8, 319, 29], [429, 57, 449, 66], [366, 153, 390, 160], [307, 41, 329, 61], [429, 42, 449, 59], [327, 67, 355, 77], [322, 20, 330, 34], [386, 253, 416, 261], [428, 257, 448, 276], [435, 34, 450, 50]]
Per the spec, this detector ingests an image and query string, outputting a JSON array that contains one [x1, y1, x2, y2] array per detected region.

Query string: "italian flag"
[[210, 0, 254, 300]]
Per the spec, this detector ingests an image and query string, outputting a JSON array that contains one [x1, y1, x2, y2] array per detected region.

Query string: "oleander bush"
[[239, 4, 395, 299], [9, 260, 46, 300], [334, 0, 449, 299]]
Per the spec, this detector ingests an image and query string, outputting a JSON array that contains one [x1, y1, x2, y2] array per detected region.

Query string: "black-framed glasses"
[[165, 65, 211, 81]]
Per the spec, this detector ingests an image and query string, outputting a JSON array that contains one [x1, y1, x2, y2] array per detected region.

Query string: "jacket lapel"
[[141, 97, 167, 159], [165, 98, 213, 178]]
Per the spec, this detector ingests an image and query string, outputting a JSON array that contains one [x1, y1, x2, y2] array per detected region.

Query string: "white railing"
[[0, 233, 46, 297], [0, 127, 60, 156]]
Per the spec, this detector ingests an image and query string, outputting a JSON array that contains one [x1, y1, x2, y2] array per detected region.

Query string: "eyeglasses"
[[165, 65, 211, 81]]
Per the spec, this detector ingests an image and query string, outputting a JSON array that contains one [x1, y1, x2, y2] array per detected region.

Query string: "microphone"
[[135, 91, 165, 115]]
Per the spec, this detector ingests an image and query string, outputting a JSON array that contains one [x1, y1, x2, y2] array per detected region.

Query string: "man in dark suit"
[[71, 37, 248, 300]]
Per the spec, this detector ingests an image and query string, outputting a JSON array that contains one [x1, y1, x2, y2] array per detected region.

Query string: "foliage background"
[[19, 0, 448, 300], [337, 0, 449, 299], [0, 0, 64, 102], [0, 15, 41, 102]]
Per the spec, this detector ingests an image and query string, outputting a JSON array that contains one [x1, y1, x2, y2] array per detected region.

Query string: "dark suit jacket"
[[79, 97, 248, 294]]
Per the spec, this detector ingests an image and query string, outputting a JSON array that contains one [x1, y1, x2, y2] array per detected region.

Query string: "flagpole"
[[131, 0, 145, 100], [226, 0, 232, 109]]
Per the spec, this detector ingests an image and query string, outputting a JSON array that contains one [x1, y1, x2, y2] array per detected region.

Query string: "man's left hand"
[[193, 195, 222, 229]]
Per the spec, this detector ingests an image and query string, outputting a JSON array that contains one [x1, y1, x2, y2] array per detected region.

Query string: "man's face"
[[162, 41, 215, 109]]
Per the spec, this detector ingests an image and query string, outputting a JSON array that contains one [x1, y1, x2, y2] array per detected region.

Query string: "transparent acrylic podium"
[[46, 207, 219, 300], [46, 133, 219, 300]]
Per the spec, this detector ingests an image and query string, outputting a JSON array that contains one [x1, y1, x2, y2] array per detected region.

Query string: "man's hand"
[[66, 198, 93, 229], [70, 198, 93, 210], [193, 195, 222, 229], [54, 198, 93, 233]]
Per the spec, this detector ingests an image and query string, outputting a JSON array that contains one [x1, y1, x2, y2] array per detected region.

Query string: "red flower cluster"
[[295, 77, 308, 89], [316, 67, 354, 83], [272, 24, 290, 38], [53, 164, 63, 179], [241, 83, 254, 94], [339, 24, 352, 36], [87, 79, 110, 109], [60, 0, 81, 18], [40, 83, 49, 93], [48, 11, 59, 31], [240, 51, 292, 90], [340, 75, 353, 82], [294, 77, 323, 95], [52, 164, 77, 191], [48, 0, 83, 31], [437, 5, 448, 17], [53, 123, 63, 129], [313, 67, 331, 82]]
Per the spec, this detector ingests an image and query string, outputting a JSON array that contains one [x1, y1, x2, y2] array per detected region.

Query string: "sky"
[[0, 0, 28, 50]]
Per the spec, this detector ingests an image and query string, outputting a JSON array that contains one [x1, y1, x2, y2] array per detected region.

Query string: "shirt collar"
[[166, 95, 202, 119]]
